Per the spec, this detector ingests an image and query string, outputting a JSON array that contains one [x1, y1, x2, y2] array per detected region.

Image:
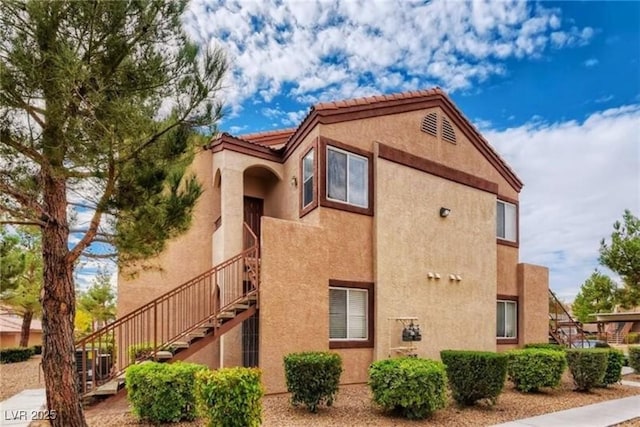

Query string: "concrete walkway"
[[492, 395, 640, 427], [0, 389, 46, 427]]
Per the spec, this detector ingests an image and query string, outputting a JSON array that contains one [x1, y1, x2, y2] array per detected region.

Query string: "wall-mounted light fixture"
[[290, 176, 298, 187], [439, 207, 451, 217]]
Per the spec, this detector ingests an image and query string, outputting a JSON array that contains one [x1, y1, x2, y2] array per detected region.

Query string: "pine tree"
[[77, 268, 115, 331], [572, 271, 617, 324], [0, 226, 42, 347], [0, 2, 226, 425]]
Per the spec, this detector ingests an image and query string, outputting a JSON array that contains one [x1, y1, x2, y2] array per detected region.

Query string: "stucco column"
[[517, 263, 549, 345], [215, 167, 244, 261]]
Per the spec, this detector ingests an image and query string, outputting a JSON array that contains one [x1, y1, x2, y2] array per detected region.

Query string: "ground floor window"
[[497, 299, 517, 339], [328, 280, 374, 349]]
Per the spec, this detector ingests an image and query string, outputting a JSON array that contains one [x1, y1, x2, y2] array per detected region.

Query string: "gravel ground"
[[84, 372, 640, 427], [0, 356, 45, 401]]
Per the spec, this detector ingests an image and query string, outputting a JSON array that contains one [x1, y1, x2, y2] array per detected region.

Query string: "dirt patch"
[[0, 356, 45, 401], [85, 373, 640, 426]]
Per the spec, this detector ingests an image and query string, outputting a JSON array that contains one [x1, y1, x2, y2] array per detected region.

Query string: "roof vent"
[[441, 116, 456, 144], [420, 112, 438, 136]]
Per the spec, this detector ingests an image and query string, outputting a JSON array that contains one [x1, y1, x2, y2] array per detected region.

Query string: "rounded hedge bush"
[[283, 351, 342, 413], [126, 361, 207, 423], [629, 346, 640, 373], [566, 349, 608, 391], [440, 350, 508, 406], [507, 349, 567, 392], [600, 348, 625, 387], [195, 367, 263, 427], [369, 357, 447, 419]]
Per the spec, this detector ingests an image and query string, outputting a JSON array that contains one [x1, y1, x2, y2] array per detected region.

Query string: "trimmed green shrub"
[[283, 351, 342, 413], [599, 349, 625, 387], [566, 349, 608, 391], [128, 342, 174, 363], [369, 357, 447, 419], [524, 343, 564, 351], [126, 361, 206, 423], [629, 346, 640, 373], [195, 367, 263, 427], [440, 350, 508, 406], [507, 349, 567, 392], [0, 347, 34, 364], [624, 332, 639, 344], [31, 345, 42, 355]]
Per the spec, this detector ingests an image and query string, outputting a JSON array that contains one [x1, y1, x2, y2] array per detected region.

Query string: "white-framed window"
[[326, 146, 368, 208], [302, 149, 314, 208], [329, 287, 368, 340], [497, 300, 517, 339], [497, 200, 517, 242]]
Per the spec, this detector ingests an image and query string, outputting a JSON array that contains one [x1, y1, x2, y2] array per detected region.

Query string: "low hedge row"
[[601, 349, 625, 387], [283, 351, 342, 413], [0, 346, 35, 364], [440, 350, 508, 406], [369, 357, 447, 419], [126, 362, 263, 426], [523, 343, 564, 351]]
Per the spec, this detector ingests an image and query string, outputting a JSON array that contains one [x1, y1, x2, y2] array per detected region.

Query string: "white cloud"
[[485, 105, 640, 301], [594, 94, 614, 104], [584, 58, 599, 67], [183, 0, 594, 109]]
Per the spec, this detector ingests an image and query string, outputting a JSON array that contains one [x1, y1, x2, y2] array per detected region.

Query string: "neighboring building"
[[115, 88, 549, 394], [0, 306, 42, 348]]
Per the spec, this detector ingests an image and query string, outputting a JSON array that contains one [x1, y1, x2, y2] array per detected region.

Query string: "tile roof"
[[239, 128, 297, 147], [313, 88, 444, 111]]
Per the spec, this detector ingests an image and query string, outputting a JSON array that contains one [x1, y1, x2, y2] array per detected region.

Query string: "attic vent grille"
[[441, 116, 457, 144], [421, 112, 438, 136]]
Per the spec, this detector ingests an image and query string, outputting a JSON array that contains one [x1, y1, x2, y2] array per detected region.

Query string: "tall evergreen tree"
[[0, 2, 226, 425], [77, 268, 115, 331], [599, 210, 640, 308], [572, 271, 617, 324], [0, 226, 42, 347]]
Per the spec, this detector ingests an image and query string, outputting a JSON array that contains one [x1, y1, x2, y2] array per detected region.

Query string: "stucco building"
[[115, 88, 549, 394]]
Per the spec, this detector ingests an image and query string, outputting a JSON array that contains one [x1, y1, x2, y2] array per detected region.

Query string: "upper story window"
[[327, 146, 368, 208], [497, 200, 517, 242], [302, 149, 314, 208]]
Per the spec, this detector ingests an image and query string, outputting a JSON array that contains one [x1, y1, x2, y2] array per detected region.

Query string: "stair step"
[[187, 330, 207, 339], [232, 303, 250, 310], [154, 351, 173, 360], [173, 341, 190, 349], [87, 379, 121, 396], [217, 311, 235, 319]]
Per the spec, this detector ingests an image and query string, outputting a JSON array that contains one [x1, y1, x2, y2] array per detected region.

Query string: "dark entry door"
[[242, 196, 262, 367], [243, 196, 263, 245]]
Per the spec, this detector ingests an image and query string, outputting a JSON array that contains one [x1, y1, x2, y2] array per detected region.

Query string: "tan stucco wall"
[[259, 217, 373, 393], [0, 331, 42, 348], [518, 263, 550, 345], [497, 245, 519, 296], [375, 157, 497, 361], [320, 107, 518, 200]]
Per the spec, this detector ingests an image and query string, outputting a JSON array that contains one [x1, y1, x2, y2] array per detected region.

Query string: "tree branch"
[[0, 128, 47, 167], [0, 181, 49, 221], [80, 252, 117, 259], [0, 220, 44, 227], [66, 156, 116, 264]]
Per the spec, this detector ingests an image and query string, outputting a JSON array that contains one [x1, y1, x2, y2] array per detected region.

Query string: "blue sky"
[[177, 0, 640, 302], [76, 1, 639, 301]]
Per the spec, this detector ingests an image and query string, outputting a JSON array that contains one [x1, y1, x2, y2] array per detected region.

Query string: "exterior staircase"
[[75, 223, 260, 398], [548, 289, 590, 348], [606, 321, 633, 345]]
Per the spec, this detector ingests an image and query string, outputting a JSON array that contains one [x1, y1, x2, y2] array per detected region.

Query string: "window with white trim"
[[326, 146, 368, 208], [497, 200, 517, 242], [497, 300, 517, 339], [329, 287, 368, 340], [302, 149, 314, 208]]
